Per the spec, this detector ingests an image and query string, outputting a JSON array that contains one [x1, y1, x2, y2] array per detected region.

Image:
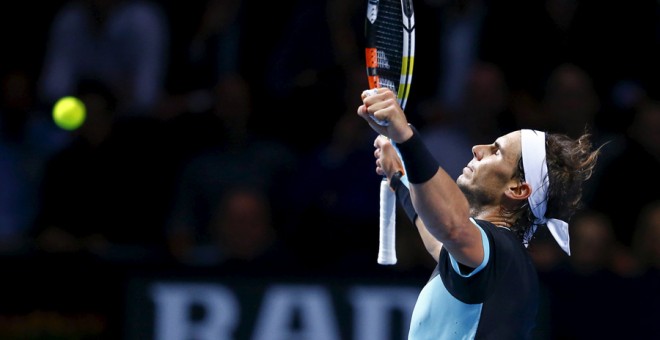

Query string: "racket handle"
[[378, 177, 397, 265]]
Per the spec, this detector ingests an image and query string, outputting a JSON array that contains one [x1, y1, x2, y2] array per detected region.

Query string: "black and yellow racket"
[[364, 0, 415, 265]]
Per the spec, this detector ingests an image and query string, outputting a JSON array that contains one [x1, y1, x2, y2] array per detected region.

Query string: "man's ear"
[[506, 181, 532, 201]]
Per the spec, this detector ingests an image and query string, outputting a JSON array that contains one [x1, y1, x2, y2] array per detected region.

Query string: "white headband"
[[521, 129, 571, 255]]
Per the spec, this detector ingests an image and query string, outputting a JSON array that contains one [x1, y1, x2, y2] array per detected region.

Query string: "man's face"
[[457, 131, 522, 208]]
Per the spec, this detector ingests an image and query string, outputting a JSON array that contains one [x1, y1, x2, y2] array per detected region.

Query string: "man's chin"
[[457, 180, 473, 200]]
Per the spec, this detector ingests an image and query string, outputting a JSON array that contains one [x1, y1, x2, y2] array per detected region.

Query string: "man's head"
[[457, 131, 526, 216], [458, 129, 602, 252]]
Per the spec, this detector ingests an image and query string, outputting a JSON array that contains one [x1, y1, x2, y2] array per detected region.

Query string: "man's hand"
[[357, 88, 413, 143], [374, 135, 405, 185]]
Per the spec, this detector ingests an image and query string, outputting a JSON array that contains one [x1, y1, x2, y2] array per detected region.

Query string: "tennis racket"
[[364, 0, 415, 265]]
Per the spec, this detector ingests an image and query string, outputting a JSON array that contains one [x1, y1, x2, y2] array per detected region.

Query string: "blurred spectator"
[[32, 78, 170, 262], [537, 210, 636, 339], [480, 0, 581, 96], [37, 0, 172, 256], [480, 0, 655, 105], [169, 186, 296, 275], [588, 95, 660, 247], [284, 111, 379, 274], [417, 0, 491, 114], [513, 63, 610, 141], [631, 201, 660, 338], [38, 0, 169, 117], [276, 60, 386, 275], [161, 73, 255, 165], [529, 63, 635, 209], [420, 61, 511, 181], [538, 63, 633, 155], [159, 0, 247, 120], [569, 210, 634, 276], [267, 0, 362, 101], [263, 0, 364, 154], [0, 69, 68, 254], [165, 74, 298, 265], [180, 0, 245, 85], [528, 228, 565, 275], [539, 63, 600, 138], [209, 187, 277, 263], [633, 201, 660, 270]]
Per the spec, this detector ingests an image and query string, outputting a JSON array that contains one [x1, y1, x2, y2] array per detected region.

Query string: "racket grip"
[[378, 177, 397, 265]]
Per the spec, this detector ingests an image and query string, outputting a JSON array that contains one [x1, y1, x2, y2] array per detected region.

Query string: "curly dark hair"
[[509, 130, 603, 241]]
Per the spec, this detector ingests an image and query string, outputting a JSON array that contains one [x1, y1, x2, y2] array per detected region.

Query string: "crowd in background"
[[0, 0, 658, 338]]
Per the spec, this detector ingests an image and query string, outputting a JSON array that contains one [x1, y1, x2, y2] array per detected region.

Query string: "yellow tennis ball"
[[53, 96, 86, 131]]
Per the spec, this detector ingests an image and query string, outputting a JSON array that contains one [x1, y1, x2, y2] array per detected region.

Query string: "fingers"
[[361, 89, 391, 127], [374, 137, 384, 175], [359, 88, 405, 140], [359, 89, 408, 179], [373, 135, 396, 178], [374, 134, 390, 148], [357, 103, 368, 116], [374, 148, 385, 175], [361, 88, 379, 99], [363, 89, 392, 119]]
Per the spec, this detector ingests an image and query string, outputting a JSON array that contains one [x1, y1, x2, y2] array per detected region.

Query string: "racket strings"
[[374, 1, 404, 95]]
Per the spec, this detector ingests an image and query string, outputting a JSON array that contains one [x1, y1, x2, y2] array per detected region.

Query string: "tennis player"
[[357, 88, 602, 339]]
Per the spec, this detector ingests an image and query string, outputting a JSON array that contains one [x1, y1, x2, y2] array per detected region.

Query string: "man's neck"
[[471, 206, 513, 228]]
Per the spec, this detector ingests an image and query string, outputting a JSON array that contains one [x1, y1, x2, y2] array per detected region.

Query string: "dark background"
[[0, 0, 658, 338]]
